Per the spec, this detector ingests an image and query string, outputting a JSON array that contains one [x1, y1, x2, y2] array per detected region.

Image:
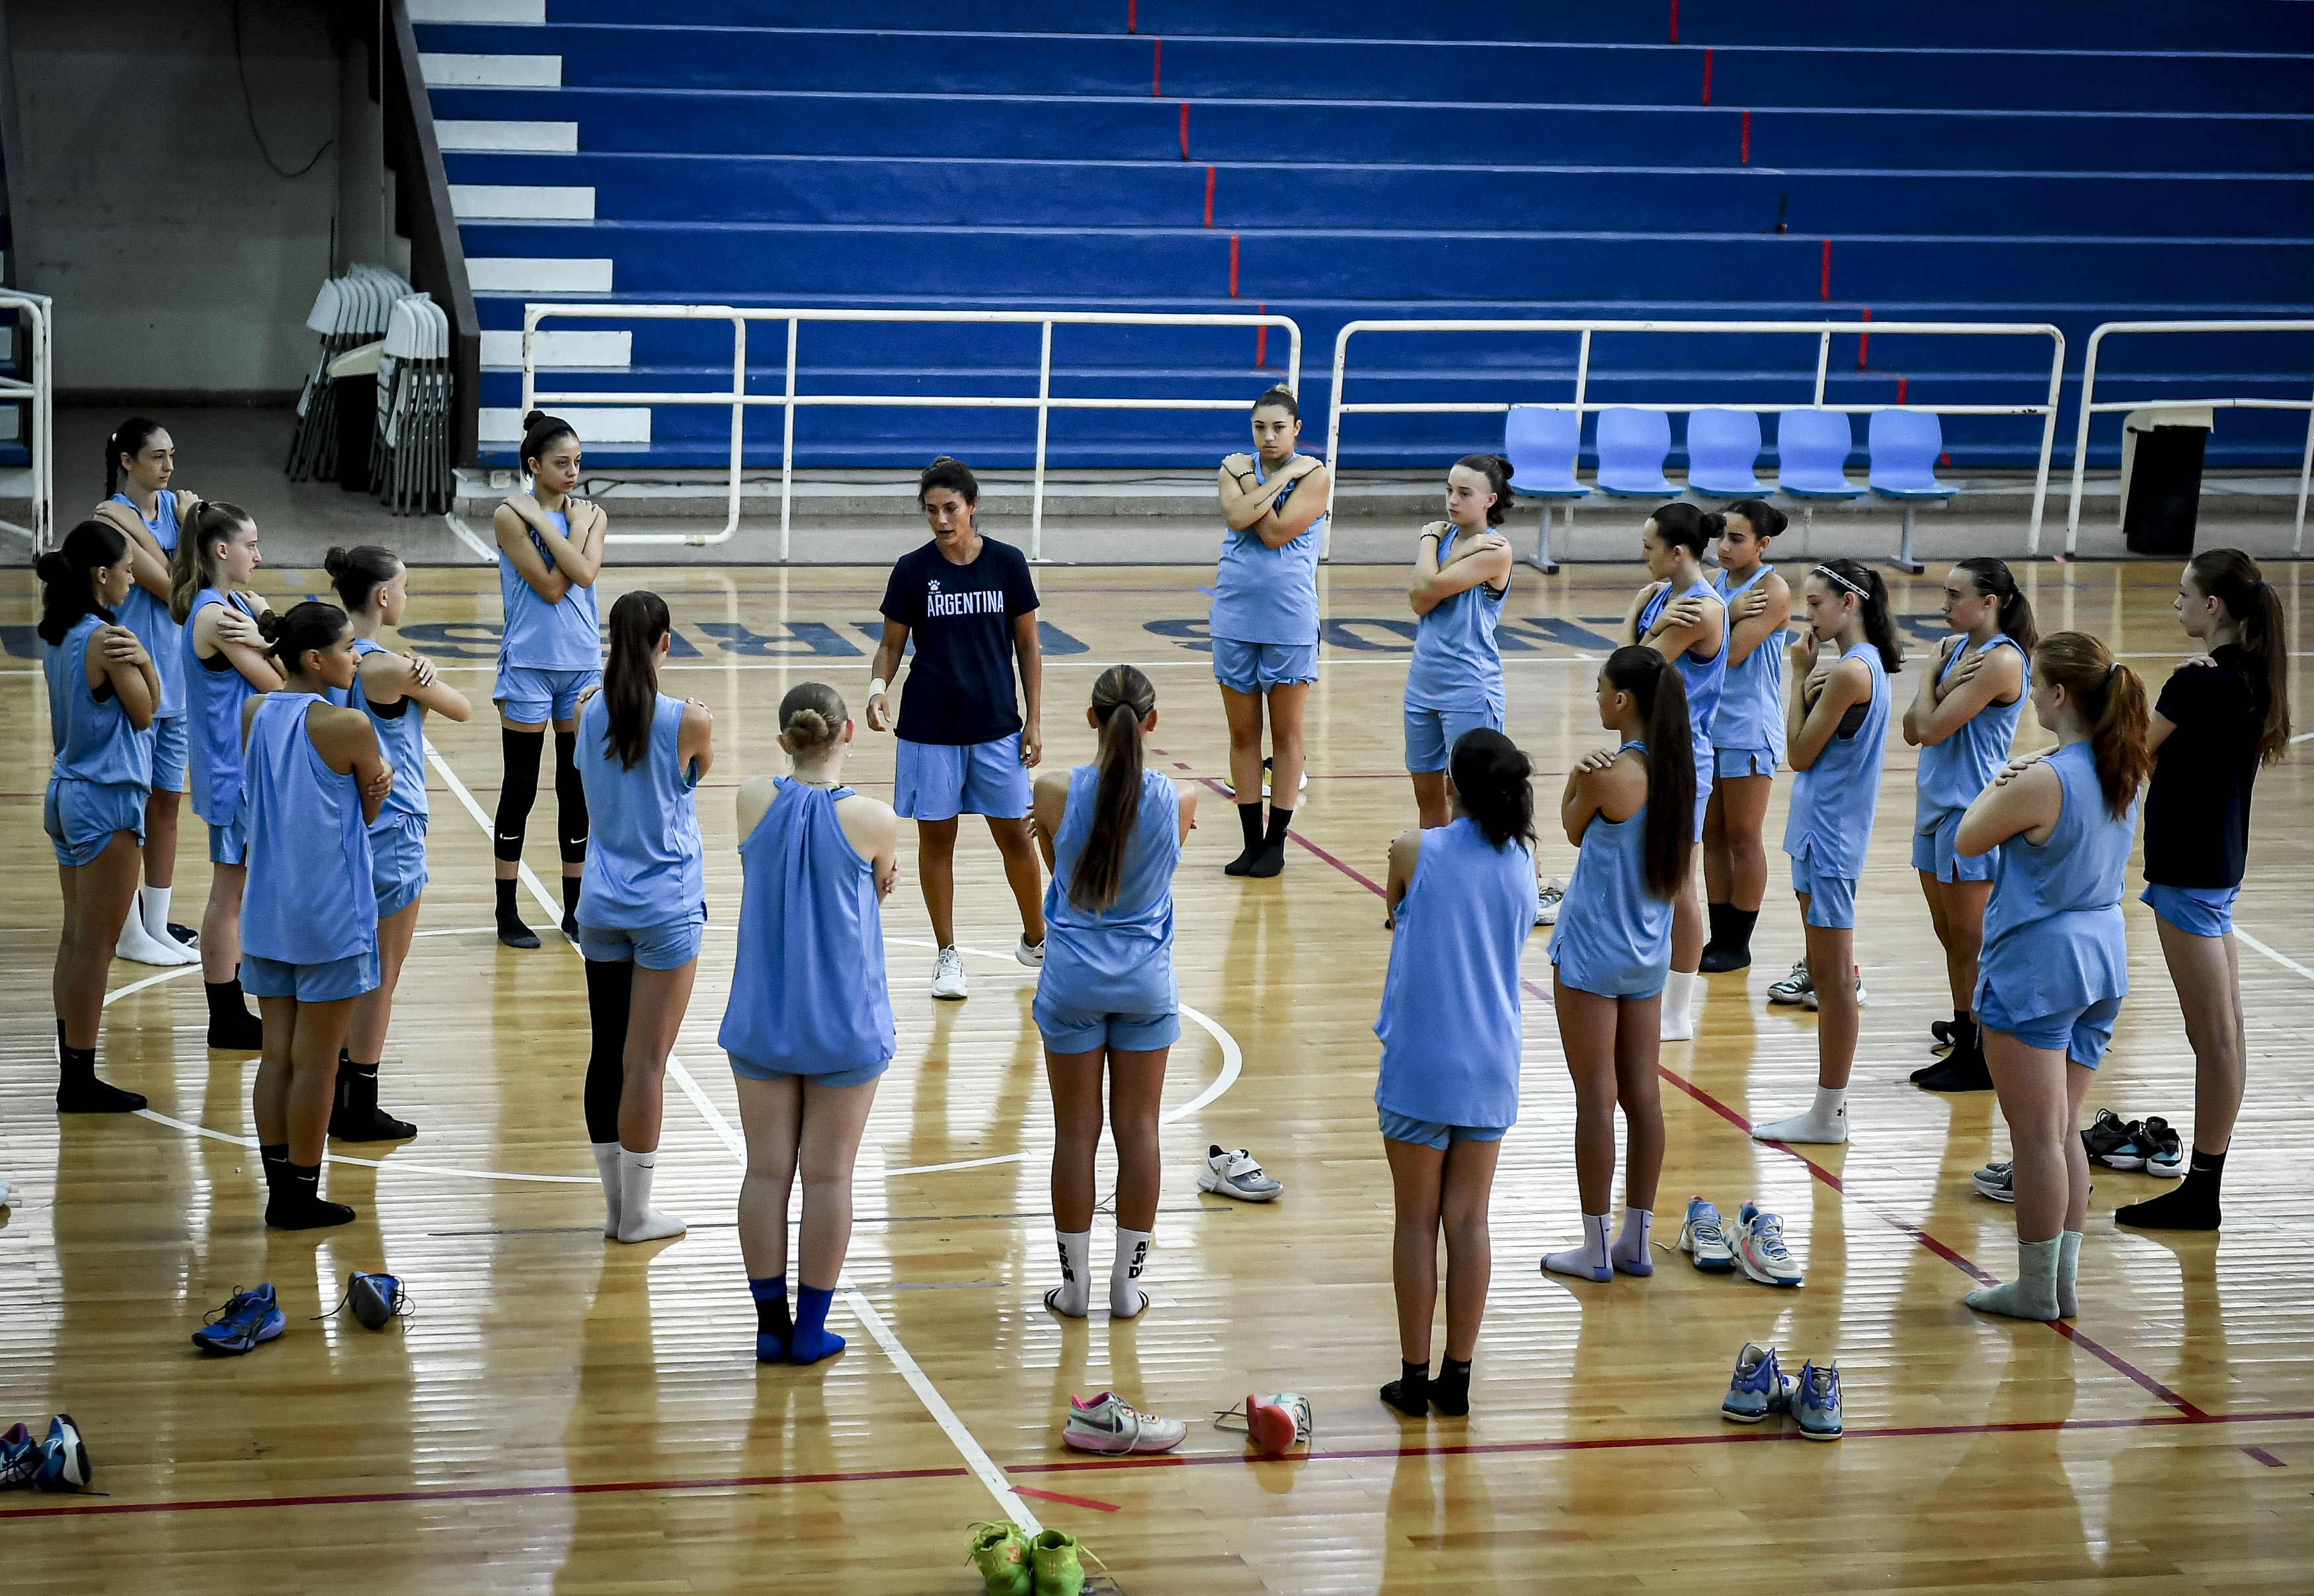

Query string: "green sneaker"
[[1030, 1528, 1094, 1596], [966, 1521, 1033, 1596]]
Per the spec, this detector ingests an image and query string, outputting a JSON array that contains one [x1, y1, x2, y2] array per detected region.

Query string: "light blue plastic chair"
[[1504, 405, 1588, 571], [1684, 407, 1765, 496], [1868, 408, 1956, 574], [1594, 407, 1677, 497], [1773, 409, 1864, 498]]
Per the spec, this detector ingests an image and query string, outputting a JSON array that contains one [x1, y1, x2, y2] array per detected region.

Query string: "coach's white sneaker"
[[931, 945, 968, 1000], [1015, 936, 1045, 969]]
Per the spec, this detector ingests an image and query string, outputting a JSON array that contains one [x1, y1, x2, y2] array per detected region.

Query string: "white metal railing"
[[2065, 320, 2314, 557], [0, 292, 54, 551], [1323, 318, 2066, 563], [521, 305, 1301, 559]]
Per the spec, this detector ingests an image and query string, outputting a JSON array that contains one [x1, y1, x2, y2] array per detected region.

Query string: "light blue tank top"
[[497, 506, 602, 672], [45, 612, 152, 788], [1782, 640, 1890, 877], [1975, 740, 2137, 1019], [112, 493, 184, 718], [717, 778, 895, 1076], [1640, 576, 1727, 775], [1040, 765, 1182, 1016], [577, 689, 703, 929], [347, 638, 428, 827], [240, 692, 378, 965], [1710, 563, 1784, 757], [1547, 742, 1673, 998], [182, 586, 266, 826], [1373, 817, 1536, 1129], [1406, 526, 1505, 711], [1916, 635, 2028, 815], [1209, 456, 1322, 646]]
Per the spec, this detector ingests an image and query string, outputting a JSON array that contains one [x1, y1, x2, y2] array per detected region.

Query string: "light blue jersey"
[[1710, 563, 1784, 758], [239, 693, 378, 966], [1640, 576, 1728, 775], [1976, 740, 2137, 1019], [111, 493, 184, 717], [46, 612, 153, 788], [1917, 635, 2028, 813], [182, 586, 266, 828], [1039, 765, 1182, 1017], [347, 639, 428, 826], [576, 690, 702, 929], [497, 506, 602, 671], [1209, 456, 1321, 646], [1782, 641, 1890, 879], [1406, 526, 1506, 713], [1547, 742, 1673, 999]]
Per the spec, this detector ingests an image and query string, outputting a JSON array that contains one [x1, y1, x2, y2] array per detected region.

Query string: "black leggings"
[[494, 726, 590, 865], [582, 955, 630, 1145]]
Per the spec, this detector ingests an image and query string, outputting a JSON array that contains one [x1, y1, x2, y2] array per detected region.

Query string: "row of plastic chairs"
[[1505, 405, 1956, 504]]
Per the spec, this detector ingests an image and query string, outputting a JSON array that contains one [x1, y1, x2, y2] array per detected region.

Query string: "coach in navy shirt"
[[868, 456, 1049, 1000]]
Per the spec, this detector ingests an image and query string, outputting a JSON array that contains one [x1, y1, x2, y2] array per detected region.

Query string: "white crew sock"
[[1966, 1236, 2061, 1321], [1611, 1208, 1654, 1276], [140, 885, 178, 945], [1542, 1213, 1614, 1282], [2055, 1228, 2083, 1319], [1110, 1225, 1152, 1318], [1046, 1228, 1092, 1318], [1752, 1087, 1849, 1146], [591, 1142, 623, 1240], [614, 1148, 686, 1243], [116, 900, 196, 966], [1659, 969, 1698, 1041]]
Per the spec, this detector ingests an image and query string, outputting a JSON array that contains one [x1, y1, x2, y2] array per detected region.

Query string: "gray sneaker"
[[1972, 1161, 2015, 1205], [1197, 1145, 1283, 1202], [1766, 960, 1813, 1006]]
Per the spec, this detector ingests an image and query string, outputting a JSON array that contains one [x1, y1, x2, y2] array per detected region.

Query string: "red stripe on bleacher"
[[1856, 306, 1871, 368], [1228, 234, 1240, 297], [1203, 165, 1215, 225], [1151, 37, 1161, 97], [1700, 48, 1712, 106], [1819, 237, 1831, 299], [1668, 0, 1678, 44], [1126, 0, 1136, 34], [1739, 109, 1750, 164], [1179, 101, 1190, 159]]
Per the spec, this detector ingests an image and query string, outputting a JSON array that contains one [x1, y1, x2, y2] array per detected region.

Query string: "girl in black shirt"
[[2119, 549, 2291, 1232]]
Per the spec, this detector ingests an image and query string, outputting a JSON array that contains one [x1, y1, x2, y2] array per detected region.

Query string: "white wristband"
[[868, 677, 889, 700]]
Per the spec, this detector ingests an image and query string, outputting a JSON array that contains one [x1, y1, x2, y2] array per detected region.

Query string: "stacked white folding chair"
[[374, 293, 453, 515], [286, 264, 413, 483]]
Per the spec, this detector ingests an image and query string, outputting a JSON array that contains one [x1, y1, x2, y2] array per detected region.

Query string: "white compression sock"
[[614, 1148, 686, 1243], [1658, 970, 1698, 1041], [140, 885, 179, 945], [116, 899, 196, 967], [1752, 1087, 1848, 1146], [1542, 1214, 1614, 1282], [1110, 1226, 1152, 1318], [591, 1142, 623, 1240], [1611, 1209, 1654, 1276], [1046, 1229, 1091, 1318]]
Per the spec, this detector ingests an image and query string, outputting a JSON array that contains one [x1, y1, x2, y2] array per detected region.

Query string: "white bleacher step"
[[481, 329, 633, 369], [409, 0, 545, 22], [419, 53, 560, 89], [468, 258, 614, 294], [481, 407, 651, 446], [452, 185, 595, 220], [438, 121, 578, 153]]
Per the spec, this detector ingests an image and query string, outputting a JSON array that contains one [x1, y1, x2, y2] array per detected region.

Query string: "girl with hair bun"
[[1542, 646, 1693, 1285], [1404, 455, 1515, 828], [1698, 499, 1790, 975], [39, 520, 161, 1113], [1620, 502, 1727, 1041], [1956, 631, 2147, 1318], [2119, 550, 2292, 1233], [1374, 727, 1537, 1423], [491, 410, 607, 949], [1901, 557, 2036, 1093], [327, 544, 472, 1143], [1030, 664, 1197, 1328], [1753, 558, 1901, 1146], [719, 681, 900, 1366], [173, 501, 280, 1051]]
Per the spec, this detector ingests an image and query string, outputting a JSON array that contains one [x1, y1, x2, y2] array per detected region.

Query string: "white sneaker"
[[930, 945, 968, 1000], [1197, 1145, 1283, 1202], [1535, 876, 1564, 926], [1732, 1199, 1804, 1287], [1015, 936, 1045, 969], [1062, 1392, 1186, 1455]]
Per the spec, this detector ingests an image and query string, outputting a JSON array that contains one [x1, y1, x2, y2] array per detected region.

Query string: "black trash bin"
[[2120, 407, 2211, 557], [331, 374, 375, 492]]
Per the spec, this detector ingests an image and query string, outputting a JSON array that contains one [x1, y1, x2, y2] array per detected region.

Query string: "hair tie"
[[2103, 661, 2120, 684]]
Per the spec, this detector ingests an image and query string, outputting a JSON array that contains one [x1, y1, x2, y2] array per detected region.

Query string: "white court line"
[[443, 513, 499, 563], [424, 737, 1045, 1533], [2235, 928, 2314, 984], [2290, 731, 2314, 744]]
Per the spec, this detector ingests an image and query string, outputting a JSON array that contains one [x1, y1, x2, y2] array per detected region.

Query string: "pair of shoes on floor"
[[1196, 1144, 1283, 1201], [1721, 1343, 1841, 1439], [1, 1415, 91, 1492], [2082, 1108, 2184, 1177], [1763, 959, 1869, 1010], [930, 937, 1047, 1000], [967, 1521, 1109, 1595]]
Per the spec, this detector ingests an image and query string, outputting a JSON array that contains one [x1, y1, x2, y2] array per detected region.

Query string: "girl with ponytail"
[[39, 520, 161, 1114], [2118, 550, 2291, 1233], [1753, 558, 1900, 1147], [1374, 727, 1537, 1421], [1404, 454, 1515, 827], [1955, 631, 2147, 1320], [1698, 499, 1790, 977], [1901, 558, 2036, 1093], [1540, 647, 1694, 1288], [719, 682, 900, 1367], [1029, 665, 1197, 1327], [574, 590, 712, 1246]]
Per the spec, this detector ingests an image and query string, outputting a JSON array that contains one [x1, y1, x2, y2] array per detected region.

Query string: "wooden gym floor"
[[2, 558, 2311, 1593]]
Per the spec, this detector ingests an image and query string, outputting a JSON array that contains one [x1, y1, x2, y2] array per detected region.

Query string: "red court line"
[[1014, 1484, 1123, 1512]]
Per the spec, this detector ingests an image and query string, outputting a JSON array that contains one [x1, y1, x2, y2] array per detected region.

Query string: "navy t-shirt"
[[881, 536, 1039, 746], [2144, 643, 2266, 888]]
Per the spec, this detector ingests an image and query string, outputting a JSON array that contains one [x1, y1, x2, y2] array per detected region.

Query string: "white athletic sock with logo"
[[1047, 1229, 1091, 1317], [117, 898, 195, 966], [1611, 1208, 1654, 1275], [592, 1142, 623, 1239], [1110, 1225, 1152, 1318], [614, 1148, 686, 1243], [1752, 1087, 1849, 1146]]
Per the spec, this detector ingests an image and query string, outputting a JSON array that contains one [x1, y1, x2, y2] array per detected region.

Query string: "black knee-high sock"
[[495, 727, 546, 863], [554, 729, 589, 867], [582, 955, 632, 1145], [1247, 806, 1293, 878], [1224, 801, 1265, 875]]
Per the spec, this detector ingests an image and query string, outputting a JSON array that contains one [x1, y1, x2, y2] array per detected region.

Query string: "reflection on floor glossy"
[[3, 562, 2309, 1591]]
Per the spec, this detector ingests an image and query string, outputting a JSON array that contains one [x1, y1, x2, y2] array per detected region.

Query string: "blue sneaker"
[[1720, 1341, 1793, 1423], [1678, 1196, 1736, 1272], [0, 1422, 41, 1489], [192, 1283, 285, 1356], [1794, 1360, 1843, 1441], [34, 1414, 91, 1492]]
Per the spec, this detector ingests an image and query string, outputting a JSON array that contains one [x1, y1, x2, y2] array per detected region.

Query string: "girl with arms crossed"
[[1404, 456, 1515, 827], [1697, 500, 1790, 975]]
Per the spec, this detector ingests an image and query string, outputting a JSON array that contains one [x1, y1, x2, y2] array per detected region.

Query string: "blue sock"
[[750, 1275, 791, 1363], [787, 1283, 845, 1365]]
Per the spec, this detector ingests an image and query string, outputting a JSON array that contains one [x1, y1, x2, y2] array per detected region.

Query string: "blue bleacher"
[[419, 3, 2314, 471]]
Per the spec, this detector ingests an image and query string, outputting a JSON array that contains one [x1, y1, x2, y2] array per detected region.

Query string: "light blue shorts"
[[2142, 883, 2237, 939], [1790, 850, 1857, 930], [894, 735, 1032, 822], [578, 904, 706, 971], [1376, 1107, 1509, 1150], [1213, 639, 1318, 696], [729, 1055, 890, 1088], [1690, 754, 1714, 842], [372, 814, 430, 919], [1911, 805, 1993, 884], [1974, 989, 2122, 1070], [494, 664, 599, 725], [242, 947, 381, 1004], [44, 778, 144, 866], [1714, 744, 1778, 779], [150, 714, 188, 794], [208, 810, 248, 866], [1404, 699, 1504, 775], [1033, 990, 1181, 1055]]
